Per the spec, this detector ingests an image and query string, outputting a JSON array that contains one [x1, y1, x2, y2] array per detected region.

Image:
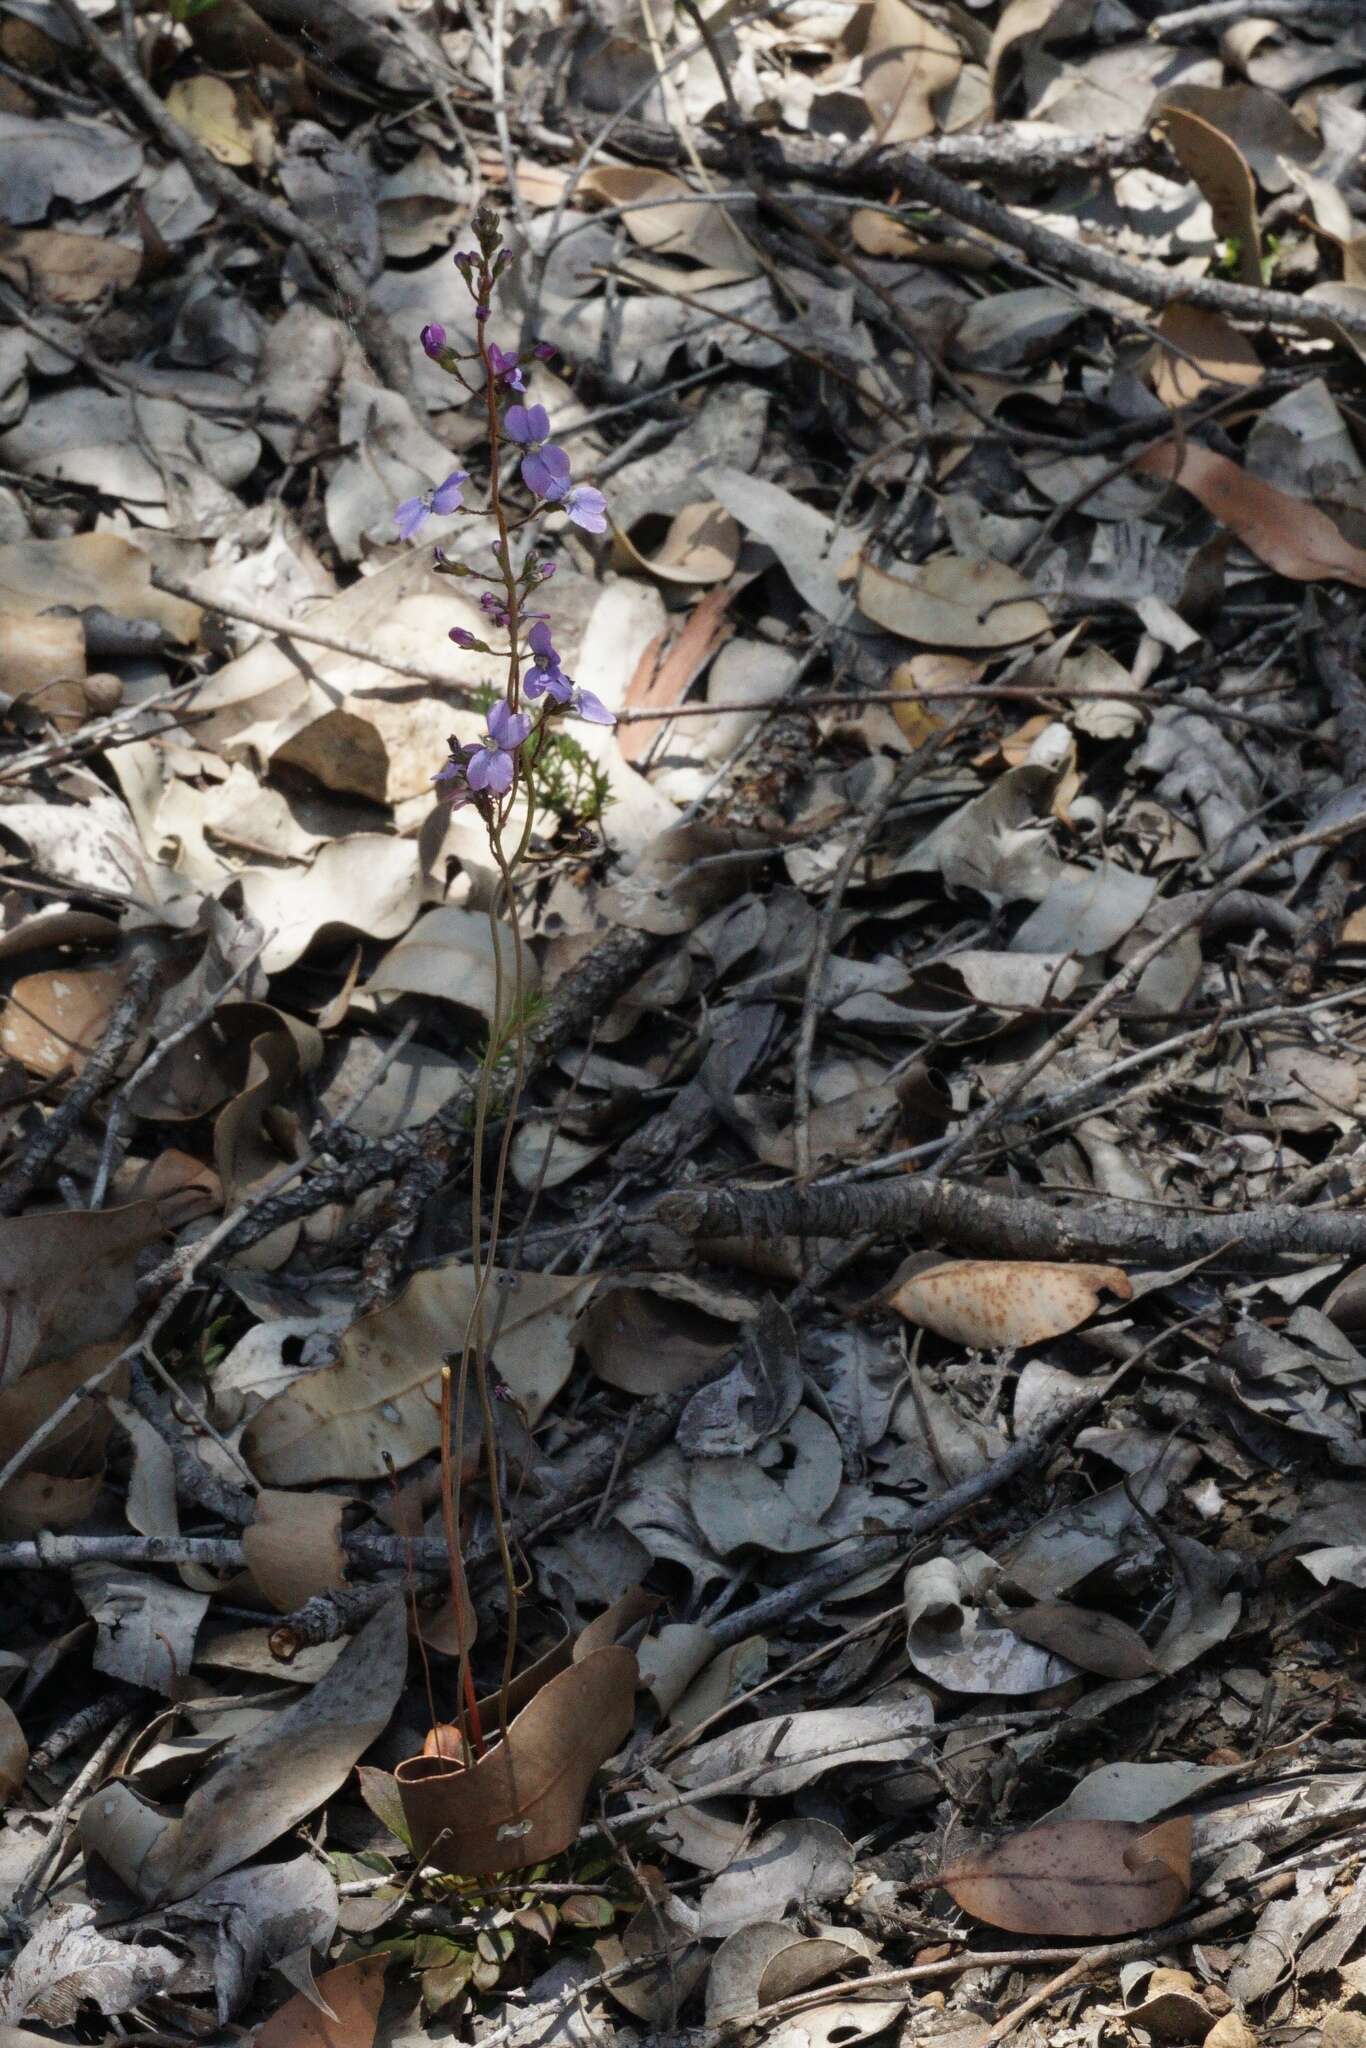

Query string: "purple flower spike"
[[466, 697, 533, 795], [421, 322, 447, 359], [505, 403, 550, 447], [563, 484, 608, 534], [522, 442, 571, 501], [568, 685, 615, 725]]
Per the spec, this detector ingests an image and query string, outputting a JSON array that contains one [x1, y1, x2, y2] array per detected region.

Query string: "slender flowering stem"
[[390, 204, 616, 1768]]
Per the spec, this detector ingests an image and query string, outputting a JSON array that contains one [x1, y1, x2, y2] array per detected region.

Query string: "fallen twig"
[[149, 573, 482, 703], [659, 1172, 1366, 1265]]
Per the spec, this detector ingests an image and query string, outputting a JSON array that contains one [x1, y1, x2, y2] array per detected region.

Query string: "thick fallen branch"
[[659, 1173, 1366, 1265], [527, 113, 1168, 189], [879, 153, 1366, 342]]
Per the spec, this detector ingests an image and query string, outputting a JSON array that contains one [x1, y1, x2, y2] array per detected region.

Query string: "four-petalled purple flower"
[[394, 470, 468, 541]]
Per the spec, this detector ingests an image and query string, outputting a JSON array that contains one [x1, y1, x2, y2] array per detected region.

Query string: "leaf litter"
[[6, 1, 1366, 2044]]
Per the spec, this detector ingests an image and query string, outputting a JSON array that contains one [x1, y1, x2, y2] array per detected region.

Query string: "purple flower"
[[527, 620, 557, 661], [487, 343, 525, 392], [480, 591, 510, 626], [533, 342, 556, 361], [505, 404, 550, 446], [522, 441, 570, 501], [432, 745, 470, 807], [421, 322, 447, 359], [562, 484, 608, 535], [467, 698, 533, 796], [568, 685, 615, 725], [520, 446, 609, 535], [449, 627, 488, 651], [524, 660, 572, 705], [393, 469, 469, 541]]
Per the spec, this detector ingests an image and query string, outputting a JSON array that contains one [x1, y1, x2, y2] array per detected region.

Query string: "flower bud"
[[420, 322, 446, 358]]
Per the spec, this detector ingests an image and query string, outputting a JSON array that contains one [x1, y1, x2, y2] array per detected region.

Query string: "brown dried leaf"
[[1134, 440, 1366, 588], [242, 1488, 348, 1614], [942, 1816, 1192, 1936], [861, 0, 961, 144], [0, 1694, 27, 1805], [395, 1644, 637, 1875], [888, 1258, 1132, 1348], [254, 1956, 387, 2048], [579, 165, 755, 278], [243, 1264, 596, 1483], [1158, 107, 1261, 286], [85, 1601, 406, 1899], [619, 588, 734, 765], [1144, 303, 1263, 409], [0, 230, 140, 305], [0, 962, 131, 1079], [987, 0, 1060, 107], [0, 535, 199, 643], [1004, 1600, 1160, 1679], [859, 555, 1050, 650]]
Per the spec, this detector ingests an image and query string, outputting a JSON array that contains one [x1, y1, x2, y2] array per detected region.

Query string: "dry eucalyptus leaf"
[[942, 1816, 1192, 1936], [1004, 1599, 1160, 1679], [0, 962, 131, 1079], [254, 1955, 387, 2048], [243, 1264, 596, 1482], [860, 0, 961, 144], [396, 1645, 637, 1875], [1158, 107, 1261, 285], [241, 1488, 349, 1613], [579, 164, 756, 278], [163, 75, 275, 170], [0, 1197, 185, 1385], [889, 1258, 1132, 1347], [1145, 303, 1262, 409], [1136, 440, 1366, 587], [859, 555, 1050, 649], [79, 1597, 407, 1902], [74, 1565, 209, 1695], [0, 113, 143, 225], [0, 1695, 27, 1805], [0, 533, 199, 641], [673, 1697, 932, 1796], [0, 229, 140, 305], [697, 1818, 855, 1939], [0, 1905, 179, 2024], [579, 1273, 756, 1396]]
